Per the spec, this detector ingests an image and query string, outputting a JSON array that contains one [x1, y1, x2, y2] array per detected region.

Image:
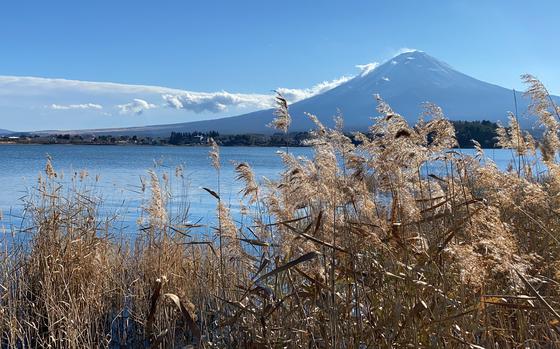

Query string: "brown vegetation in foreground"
[[1, 75, 560, 348]]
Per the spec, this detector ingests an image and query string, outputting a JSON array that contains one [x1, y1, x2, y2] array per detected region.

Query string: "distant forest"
[[168, 131, 310, 147], [168, 120, 499, 148], [1, 120, 499, 148], [452, 120, 498, 148]]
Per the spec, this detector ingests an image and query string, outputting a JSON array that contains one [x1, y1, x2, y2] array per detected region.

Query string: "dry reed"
[[1, 76, 560, 348]]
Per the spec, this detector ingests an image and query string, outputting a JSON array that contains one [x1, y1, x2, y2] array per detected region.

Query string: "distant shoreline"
[[0, 141, 311, 148], [0, 141, 486, 149], [0, 120, 501, 148]]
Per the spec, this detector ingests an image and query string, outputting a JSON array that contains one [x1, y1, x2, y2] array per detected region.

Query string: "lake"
[[0, 145, 522, 233]]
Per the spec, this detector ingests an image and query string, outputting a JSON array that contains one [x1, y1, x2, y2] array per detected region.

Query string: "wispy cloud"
[[117, 99, 156, 115], [0, 76, 185, 95], [275, 76, 353, 102], [355, 62, 379, 76], [49, 103, 103, 110]]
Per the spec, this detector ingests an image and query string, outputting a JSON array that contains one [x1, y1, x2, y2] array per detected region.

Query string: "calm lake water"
[[0, 145, 524, 233]]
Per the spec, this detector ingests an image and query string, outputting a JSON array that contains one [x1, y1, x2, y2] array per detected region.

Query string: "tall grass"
[[1, 76, 560, 348]]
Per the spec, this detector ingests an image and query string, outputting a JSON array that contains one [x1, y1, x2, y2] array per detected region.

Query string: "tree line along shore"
[[0, 120, 498, 148]]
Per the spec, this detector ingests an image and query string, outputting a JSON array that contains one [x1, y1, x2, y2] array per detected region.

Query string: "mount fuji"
[[39, 51, 559, 136]]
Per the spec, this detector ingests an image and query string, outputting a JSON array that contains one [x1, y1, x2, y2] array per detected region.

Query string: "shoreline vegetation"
[[0, 120, 499, 148], [2, 75, 560, 348]]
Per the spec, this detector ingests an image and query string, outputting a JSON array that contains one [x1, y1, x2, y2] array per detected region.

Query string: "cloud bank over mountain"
[[0, 47, 428, 131], [275, 76, 353, 102], [0, 73, 355, 131]]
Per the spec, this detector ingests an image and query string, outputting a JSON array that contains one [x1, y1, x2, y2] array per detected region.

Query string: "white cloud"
[[162, 91, 272, 113], [117, 99, 156, 115], [355, 62, 380, 76], [49, 103, 103, 110], [1, 73, 357, 122], [0, 76, 186, 96], [162, 75, 352, 113], [275, 76, 352, 102]]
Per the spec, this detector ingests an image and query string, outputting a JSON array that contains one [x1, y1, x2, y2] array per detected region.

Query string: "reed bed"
[[1, 76, 560, 348]]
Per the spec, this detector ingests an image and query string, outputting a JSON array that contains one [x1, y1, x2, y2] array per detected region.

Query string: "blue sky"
[[1, 0, 559, 131]]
